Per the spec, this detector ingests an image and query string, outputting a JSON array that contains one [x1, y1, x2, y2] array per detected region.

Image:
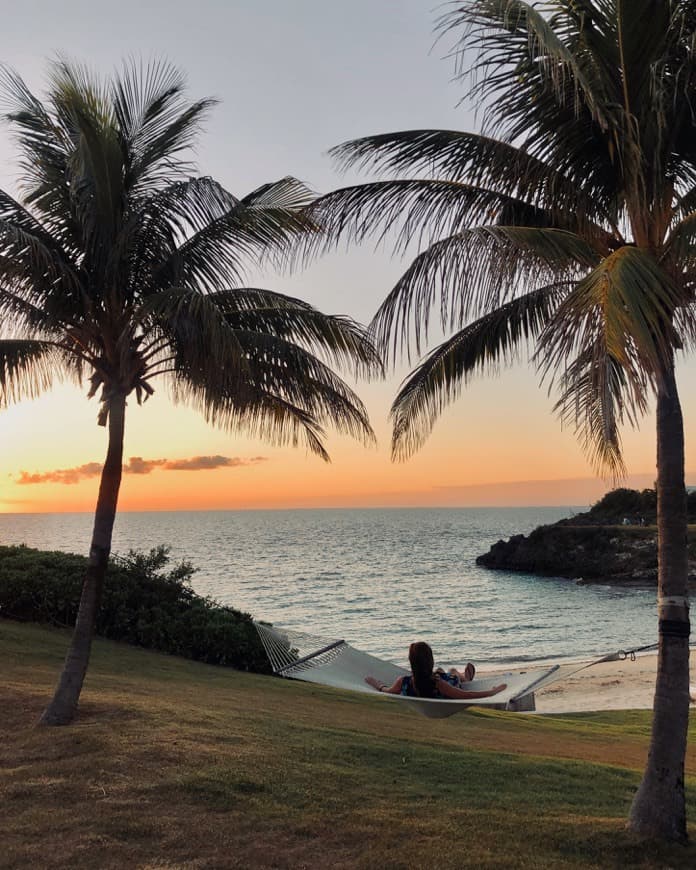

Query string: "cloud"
[[16, 463, 104, 485], [124, 457, 168, 475], [162, 455, 266, 471], [15, 455, 268, 485]]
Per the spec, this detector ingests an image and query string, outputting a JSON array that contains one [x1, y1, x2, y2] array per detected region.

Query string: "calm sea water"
[[0, 507, 658, 669]]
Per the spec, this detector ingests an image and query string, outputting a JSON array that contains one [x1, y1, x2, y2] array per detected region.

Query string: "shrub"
[[584, 487, 696, 525], [587, 488, 657, 522], [0, 544, 270, 673]]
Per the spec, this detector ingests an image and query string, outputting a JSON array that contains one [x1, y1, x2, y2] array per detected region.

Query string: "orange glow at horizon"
[[2, 359, 692, 514]]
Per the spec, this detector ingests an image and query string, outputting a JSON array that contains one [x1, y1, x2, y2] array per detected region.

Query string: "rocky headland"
[[477, 488, 696, 586]]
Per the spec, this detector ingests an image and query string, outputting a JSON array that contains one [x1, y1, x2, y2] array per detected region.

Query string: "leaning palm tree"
[[306, 0, 695, 843], [0, 60, 380, 726]]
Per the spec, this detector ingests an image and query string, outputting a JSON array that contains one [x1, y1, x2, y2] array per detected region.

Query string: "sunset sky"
[[1, 0, 695, 514]]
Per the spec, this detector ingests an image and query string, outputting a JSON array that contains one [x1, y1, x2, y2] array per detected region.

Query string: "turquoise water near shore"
[[0, 507, 658, 669]]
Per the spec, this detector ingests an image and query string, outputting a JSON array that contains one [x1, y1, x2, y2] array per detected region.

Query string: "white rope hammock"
[[254, 621, 575, 718]]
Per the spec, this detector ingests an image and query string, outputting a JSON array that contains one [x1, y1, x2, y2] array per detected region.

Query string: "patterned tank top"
[[400, 673, 459, 698]]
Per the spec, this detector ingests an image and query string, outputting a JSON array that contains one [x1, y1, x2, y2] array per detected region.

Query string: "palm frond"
[[537, 245, 681, 386], [243, 176, 315, 212], [0, 338, 58, 404], [329, 129, 611, 228], [0, 190, 79, 300], [0, 283, 66, 335], [138, 176, 237, 238], [167, 177, 316, 290], [431, 2, 640, 225], [134, 286, 247, 384], [305, 176, 596, 265], [62, 90, 125, 255], [550, 346, 650, 478], [663, 210, 696, 270], [115, 177, 237, 304], [371, 225, 597, 363], [390, 284, 562, 460], [438, 0, 614, 133], [112, 58, 216, 195], [171, 338, 376, 458], [0, 64, 76, 238], [223, 328, 374, 436], [186, 385, 332, 460], [209, 287, 383, 380]]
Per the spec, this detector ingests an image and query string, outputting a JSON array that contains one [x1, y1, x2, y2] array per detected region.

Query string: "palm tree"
[[306, 1, 695, 842], [0, 60, 380, 726]]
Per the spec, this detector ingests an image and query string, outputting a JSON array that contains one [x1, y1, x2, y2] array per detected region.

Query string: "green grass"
[[2, 619, 696, 869]]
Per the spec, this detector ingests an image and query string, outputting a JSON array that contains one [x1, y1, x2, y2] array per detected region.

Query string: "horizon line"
[[0, 501, 641, 516]]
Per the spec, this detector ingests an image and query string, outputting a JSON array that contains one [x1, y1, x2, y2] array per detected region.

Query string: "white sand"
[[531, 652, 661, 714]]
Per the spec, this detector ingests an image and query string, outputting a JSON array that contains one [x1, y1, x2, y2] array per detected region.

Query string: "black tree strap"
[[658, 619, 691, 639]]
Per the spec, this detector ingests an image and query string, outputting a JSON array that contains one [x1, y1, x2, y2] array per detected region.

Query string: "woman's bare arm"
[[365, 675, 404, 694], [436, 678, 507, 700]]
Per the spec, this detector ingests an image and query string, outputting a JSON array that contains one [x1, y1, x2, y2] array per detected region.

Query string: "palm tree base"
[[38, 703, 77, 727], [38, 559, 107, 726], [627, 636, 690, 845], [38, 647, 90, 726], [629, 776, 688, 844]]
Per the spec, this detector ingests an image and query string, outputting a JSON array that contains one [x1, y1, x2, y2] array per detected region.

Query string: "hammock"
[[254, 621, 584, 718]]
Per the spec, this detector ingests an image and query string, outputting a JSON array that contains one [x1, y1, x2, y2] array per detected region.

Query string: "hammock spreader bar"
[[508, 664, 560, 703], [276, 639, 346, 674]]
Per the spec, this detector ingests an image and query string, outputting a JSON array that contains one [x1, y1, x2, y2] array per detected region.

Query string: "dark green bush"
[[582, 488, 696, 525], [587, 488, 657, 522], [0, 544, 270, 673]]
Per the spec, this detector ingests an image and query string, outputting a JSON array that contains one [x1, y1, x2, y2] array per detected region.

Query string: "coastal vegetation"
[[3, 619, 696, 869], [307, 2, 696, 841], [556, 486, 696, 528], [0, 544, 268, 672], [0, 61, 379, 725]]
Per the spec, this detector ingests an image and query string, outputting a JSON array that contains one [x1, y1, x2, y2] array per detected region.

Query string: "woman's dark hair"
[[409, 642, 436, 698]]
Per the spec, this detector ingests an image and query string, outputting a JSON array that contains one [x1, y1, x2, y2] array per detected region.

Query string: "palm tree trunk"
[[39, 394, 127, 726], [629, 362, 690, 842]]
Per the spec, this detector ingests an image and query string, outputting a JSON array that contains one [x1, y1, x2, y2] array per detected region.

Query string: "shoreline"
[[535, 651, 661, 714], [526, 652, 662, 714], [477, 651, 673, 714]]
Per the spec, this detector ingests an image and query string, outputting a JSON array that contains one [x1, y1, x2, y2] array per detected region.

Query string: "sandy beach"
[[533, 652, 668, 714]]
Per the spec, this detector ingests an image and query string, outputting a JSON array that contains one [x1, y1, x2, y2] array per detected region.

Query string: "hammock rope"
[[253, 622, 669, 718], [256, 623, 349, 674], [254, 622, 573, 717]]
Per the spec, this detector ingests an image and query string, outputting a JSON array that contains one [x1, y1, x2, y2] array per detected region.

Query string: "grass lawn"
[[2, 619, 696, 869]]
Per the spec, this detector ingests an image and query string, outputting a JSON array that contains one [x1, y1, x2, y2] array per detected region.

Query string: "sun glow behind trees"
[[0, 368, 681, 513]]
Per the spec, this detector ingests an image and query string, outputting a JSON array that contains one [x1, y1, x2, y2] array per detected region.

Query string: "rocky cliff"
[[476, 488, 696, 586]]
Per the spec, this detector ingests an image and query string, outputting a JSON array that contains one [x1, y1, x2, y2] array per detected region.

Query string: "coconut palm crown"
[[0, 60, 380, 725], [306, 0, 696, 843]]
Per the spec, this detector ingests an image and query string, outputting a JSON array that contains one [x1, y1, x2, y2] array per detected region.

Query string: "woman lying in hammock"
[[365, 641, 507, 700]]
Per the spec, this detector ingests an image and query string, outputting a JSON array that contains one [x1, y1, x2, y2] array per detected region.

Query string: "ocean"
[[0, 506, 658, 669]]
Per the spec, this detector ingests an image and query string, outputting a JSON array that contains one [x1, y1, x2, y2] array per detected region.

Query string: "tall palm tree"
[[0, 60, 380, 726], [306, 0, 694, 842]]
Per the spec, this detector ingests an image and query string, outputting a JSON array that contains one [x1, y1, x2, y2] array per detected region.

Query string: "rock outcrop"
[[477, 524, 661, 584], [476, 488, 696, 586]]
